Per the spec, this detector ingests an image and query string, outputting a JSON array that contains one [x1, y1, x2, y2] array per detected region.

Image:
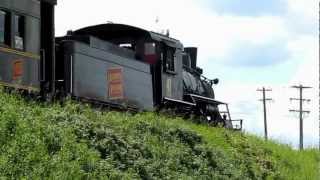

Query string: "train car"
[[0, 0, 56, 95]]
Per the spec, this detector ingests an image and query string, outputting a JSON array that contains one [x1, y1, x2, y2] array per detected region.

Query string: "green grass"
[[0, 89, 319, 179]]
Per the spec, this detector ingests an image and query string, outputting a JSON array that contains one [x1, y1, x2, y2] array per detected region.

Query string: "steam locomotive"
[[0, 0, 242, 130]]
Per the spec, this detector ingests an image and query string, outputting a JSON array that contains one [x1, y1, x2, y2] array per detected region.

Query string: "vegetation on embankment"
[[0, 90, 319, 179]]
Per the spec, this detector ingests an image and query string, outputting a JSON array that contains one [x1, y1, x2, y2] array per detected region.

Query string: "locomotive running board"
[[163, 97, 196, 106], [187, 94, 226, 105]]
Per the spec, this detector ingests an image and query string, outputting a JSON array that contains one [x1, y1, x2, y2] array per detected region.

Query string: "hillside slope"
[[0, 90, 319, 179]]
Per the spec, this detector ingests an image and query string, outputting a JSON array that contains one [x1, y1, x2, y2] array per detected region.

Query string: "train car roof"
[[73, 23, 183, 49]]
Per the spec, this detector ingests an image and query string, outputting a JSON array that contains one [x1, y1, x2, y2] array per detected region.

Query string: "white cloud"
[[212, 0, 319, 148], [287, 0, 317, 20], [164, 14, 289, 65]]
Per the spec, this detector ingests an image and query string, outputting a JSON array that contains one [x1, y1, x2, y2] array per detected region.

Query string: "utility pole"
[[257, 87, 272, 141], [290, 85, 311, 150], [318, 2, 320, 151]]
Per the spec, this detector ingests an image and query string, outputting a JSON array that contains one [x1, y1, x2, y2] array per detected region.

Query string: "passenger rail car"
[[0, 0, 55, 94], [0, 0, 242, 130]]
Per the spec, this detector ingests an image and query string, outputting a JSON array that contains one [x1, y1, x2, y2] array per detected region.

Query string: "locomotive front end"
[[182, 47, 240, 129]]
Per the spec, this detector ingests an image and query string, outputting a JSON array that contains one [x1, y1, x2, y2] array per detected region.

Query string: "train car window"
[[166, 48, 175, 72], [14, 15, 25, 50], [0, 10, 10, 46]]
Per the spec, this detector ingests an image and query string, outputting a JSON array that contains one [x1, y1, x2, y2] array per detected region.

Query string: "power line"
[[257, 87, 272, 141], [289, 85, 312, 150]]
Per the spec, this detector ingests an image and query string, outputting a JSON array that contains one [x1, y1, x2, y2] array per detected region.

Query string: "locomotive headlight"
[[213, 78, 219, 85], [210, 78, 219, 86]]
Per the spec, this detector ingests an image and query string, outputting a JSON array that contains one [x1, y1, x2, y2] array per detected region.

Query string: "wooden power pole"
[[318, 1, 320, 151], [257, 87, 272, 141], [290, 85, 311, 150]]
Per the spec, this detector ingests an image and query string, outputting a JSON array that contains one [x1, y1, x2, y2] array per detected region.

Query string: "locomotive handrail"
[[230, 119, 243, 122], [230, 119, 243, 131], [187, 94, 226, 105], [164, 97, 196, 106]]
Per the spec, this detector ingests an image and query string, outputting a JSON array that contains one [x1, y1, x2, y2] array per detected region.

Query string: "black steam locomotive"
[[0, 0, 242, 130]]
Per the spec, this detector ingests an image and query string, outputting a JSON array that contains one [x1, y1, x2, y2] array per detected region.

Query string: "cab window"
[[0, 10, 10, 46], [165, 47, 175, 72], [14, 15, 25, 50]]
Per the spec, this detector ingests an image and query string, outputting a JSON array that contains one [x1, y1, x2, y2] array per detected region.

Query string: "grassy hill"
[[0, 89, 319, 179]]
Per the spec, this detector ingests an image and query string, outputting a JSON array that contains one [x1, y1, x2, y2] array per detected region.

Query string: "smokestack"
[[184, 47, 198, 69]]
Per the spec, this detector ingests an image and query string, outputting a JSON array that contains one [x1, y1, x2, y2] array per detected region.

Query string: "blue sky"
[[222, 41, 291, 67], [203, 0, 288, 16], [55, 0, 318, 148]]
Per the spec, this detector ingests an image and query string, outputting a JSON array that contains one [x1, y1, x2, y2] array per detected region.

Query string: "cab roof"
[[74, 23, 183, 49]]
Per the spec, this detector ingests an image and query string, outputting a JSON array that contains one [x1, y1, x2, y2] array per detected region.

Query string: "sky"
[[55, 0, 318, 149]]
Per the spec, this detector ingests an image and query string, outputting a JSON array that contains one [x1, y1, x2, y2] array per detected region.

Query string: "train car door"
[[40, 0, 56, 94]]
